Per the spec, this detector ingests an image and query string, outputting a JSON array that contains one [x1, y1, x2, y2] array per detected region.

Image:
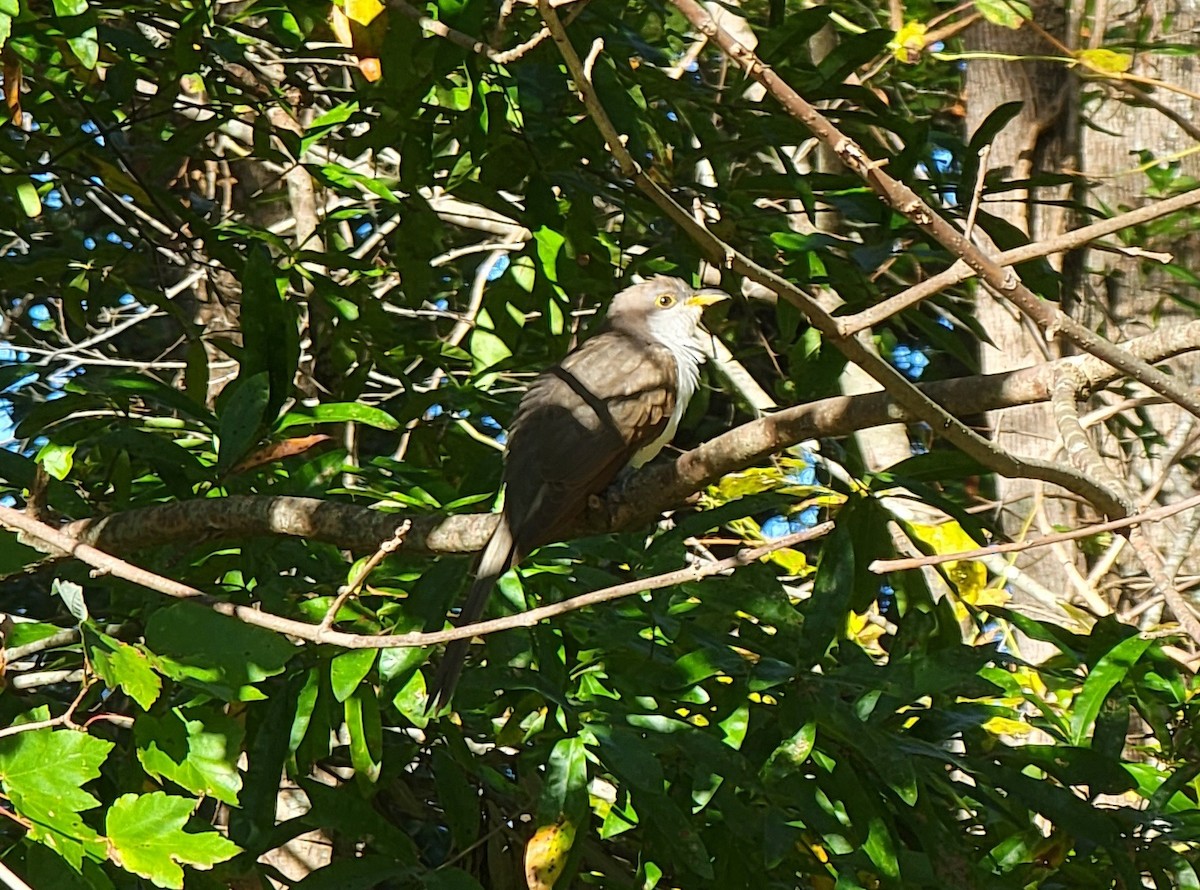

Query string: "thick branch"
[[56, 320, 1200, 556], [536, 0, 1121, 518]]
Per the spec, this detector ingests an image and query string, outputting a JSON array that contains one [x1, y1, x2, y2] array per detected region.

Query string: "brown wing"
[[502, 329, 677, 554]]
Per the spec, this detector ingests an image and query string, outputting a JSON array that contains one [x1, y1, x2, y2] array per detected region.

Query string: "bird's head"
[[608, 275, 730, 347]]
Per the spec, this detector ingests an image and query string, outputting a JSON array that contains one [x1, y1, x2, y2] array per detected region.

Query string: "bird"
[[426, 276, 729, 712]]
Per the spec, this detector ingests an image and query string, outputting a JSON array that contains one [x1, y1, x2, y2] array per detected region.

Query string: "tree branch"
[[668, 0, 1200, 423], [0, 506, 831, 652], [47, 319, 1200, 557]]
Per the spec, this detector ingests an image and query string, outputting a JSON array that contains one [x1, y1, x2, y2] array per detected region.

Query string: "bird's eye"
[[655, 293, 675, 308]]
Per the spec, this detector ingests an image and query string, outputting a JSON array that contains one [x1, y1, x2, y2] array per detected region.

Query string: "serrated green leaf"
[[135, 708, 244, 805], [0, 728, 113, 867], [88, 630, 162, 709], [145, 603, 296, 700], [106, 792, 239, 889]]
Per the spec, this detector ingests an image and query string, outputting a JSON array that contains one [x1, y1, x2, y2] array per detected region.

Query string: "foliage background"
[[1, 0, 1199, 887]]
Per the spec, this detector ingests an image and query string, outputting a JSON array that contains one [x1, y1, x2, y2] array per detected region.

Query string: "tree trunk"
[[962, 1, 1082, 614]]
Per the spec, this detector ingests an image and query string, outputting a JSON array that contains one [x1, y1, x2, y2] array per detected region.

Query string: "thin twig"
[[319, 521, 411, 630], [870, 491, 1200, 574], [0, 505, 832, 651], [839, 186, 1200, 335], [963, 144, 990, 242], [0, 860, 34, 890]]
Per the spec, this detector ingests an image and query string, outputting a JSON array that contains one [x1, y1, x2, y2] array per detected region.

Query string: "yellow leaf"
[[1076, 47, 1132, 74], [906, 520, 988, 601], [891, 21, 927, 63], [982, 716, 1032, 737], [524, 817, 577, 890], [329, 0, 387, 82], [765, 547, 808, 575], [973, 586, 1010, 608], [343, 0, 385, 27], [709, 466, 785, 501]]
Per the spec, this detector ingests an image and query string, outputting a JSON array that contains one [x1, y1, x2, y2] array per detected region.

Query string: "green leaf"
[[16, 180, 41, 217], [1069, 632, 1152, 746], [1076, 47, 1133, 74], [87, 629, 162, 709], [277, 402, 399, 432], [37, 441, 75, 480], [762, 722, 816, 781], [145, 603, 296, 700], [344, 685, 382, 784], [68, 26, 98, 69], [239, 245, 299, 420], [215, 371, 271, 474], [534, 226, 565, 284], [135, 707, 245, 805], [469, 328, 512, 371], [509, 255, 536, 291], [433, 748, 478, 850], [299, 779, 418, 863], [51, 0, 85, 15], [105, 792, 240, 889], [972, 0, 1030, 28], [863, 815, 899, 879], [330, 648, 378, 702], [800, 509, 856, 658], [52, 578, 88, 622], [539, 736, 587, 824], [0, 728, 113, 867]]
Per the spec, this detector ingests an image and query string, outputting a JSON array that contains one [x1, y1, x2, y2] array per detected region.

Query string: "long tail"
[[426, 515, 517, 713]]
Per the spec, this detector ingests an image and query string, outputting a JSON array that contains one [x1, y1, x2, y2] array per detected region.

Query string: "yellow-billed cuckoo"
[[427, 276, 729, 711]]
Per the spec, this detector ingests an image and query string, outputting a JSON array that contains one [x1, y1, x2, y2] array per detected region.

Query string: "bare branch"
[[668, 0, 1200, 422], [870, 491, 1200, 573], [0, 506, 831, 652], [840, 186, 1200, 336]]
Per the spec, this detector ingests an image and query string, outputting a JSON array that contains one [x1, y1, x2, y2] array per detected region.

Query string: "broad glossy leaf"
[[105, 792, 239, 888]]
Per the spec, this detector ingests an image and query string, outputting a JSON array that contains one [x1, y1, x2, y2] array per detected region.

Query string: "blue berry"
[[486, 254, 510, 281], [761, 515, 791, 539], [792, 506, 820, 530], [878, 584, 895, 611]]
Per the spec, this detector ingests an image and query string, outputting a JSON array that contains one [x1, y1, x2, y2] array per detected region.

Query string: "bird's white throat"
[[629, 334, 707, 468]]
